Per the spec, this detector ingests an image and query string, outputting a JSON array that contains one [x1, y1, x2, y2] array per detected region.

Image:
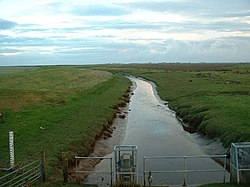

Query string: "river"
[[84, 77, 229, 187]]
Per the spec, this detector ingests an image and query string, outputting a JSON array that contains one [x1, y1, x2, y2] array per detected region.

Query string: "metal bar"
[[0, 159, 39, 180], [235, 148, 240, 184], [76, 170, 137, 175], [233, 144, 250, 148], [110, 157, 113, 187], [75, 156, 112, 159], [75, 157, 77, 170], [144, 169, 226, 174], [29, 174, 41, 184], [0, 169, 17, 181], [29, 176, 41, 185], [114, 172, 137, 175], [10, 164, 40, 183], [143, 155, 227, 159], [75, 171, 113, 173], [143, 157, 146, 186], [1, 164, 40, 187], [114, 145, 137, 150], [75, 156, 113, 186], [231, 164, 238, 170], [143, 154, 227, 186], [237, 168, 250, 171], [8, 168, 40, 187], [223, 157, 226, 183], [183, 157, 187, 187]]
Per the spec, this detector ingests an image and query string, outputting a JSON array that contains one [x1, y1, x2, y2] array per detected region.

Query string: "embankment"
[[137, 69, 250, 147], [0, 67, 131, 186]]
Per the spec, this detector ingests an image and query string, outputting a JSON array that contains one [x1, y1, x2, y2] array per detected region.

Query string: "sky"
[[0, 0, 250, 66]]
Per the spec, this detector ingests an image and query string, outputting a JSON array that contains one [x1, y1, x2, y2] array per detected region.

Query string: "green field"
[[95, 63, 250, 147], [1, 63, 250, 186], [0, 66, 131, 184]]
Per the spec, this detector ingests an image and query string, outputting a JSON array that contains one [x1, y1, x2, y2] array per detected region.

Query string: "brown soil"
[[68, 85, 133, 183]]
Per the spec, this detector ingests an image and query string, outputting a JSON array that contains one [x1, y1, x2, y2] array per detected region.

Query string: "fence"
[[75, 156, 113, 186], [231, 142, 250, 184], [0, 149, 45, 187], [143, 155, 228, 186]]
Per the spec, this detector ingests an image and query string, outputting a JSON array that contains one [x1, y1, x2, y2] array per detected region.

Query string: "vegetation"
[[0, 66, 131, 184], [94, 63, 250, 147], [1, 63, 250, 187]]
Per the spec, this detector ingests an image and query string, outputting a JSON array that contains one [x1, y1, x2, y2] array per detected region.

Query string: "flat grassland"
[[96, 63, 250, 147], [0, 66, 130, 182]]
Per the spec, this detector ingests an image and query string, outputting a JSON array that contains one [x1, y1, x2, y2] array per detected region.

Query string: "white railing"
[[143, 155, 227, 186]]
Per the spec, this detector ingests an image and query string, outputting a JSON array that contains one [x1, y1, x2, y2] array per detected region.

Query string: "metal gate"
[[143, 155, 228, 186], [0, 149, 45, 187], [75, 156, 113, 186]]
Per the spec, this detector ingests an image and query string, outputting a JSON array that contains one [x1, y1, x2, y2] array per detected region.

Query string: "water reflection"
[[86, 77, 229, 186]]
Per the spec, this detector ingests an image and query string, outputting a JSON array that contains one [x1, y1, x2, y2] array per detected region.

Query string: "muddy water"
[[85, 77, 229, 186]]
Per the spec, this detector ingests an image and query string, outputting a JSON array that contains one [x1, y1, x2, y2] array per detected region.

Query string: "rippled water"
[[85, 77, 229, 187]]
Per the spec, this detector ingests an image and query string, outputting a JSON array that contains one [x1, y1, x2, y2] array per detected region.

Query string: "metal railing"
[[231, 142, 250, 184], [0, 149, 45, 187], [75, 156, 113, 186], [143, 154, 227, 186], [0, 160, 42, 187]]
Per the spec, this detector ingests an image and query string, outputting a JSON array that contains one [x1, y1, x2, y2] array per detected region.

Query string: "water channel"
[[84, 77, 230, 187]]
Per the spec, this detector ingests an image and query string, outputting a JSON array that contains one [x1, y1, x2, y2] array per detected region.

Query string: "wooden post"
[[42, 148, 46, 181], [62, 152, 68, 183]]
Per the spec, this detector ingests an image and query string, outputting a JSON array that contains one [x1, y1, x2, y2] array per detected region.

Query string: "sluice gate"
[[73, 143, 250, 186]]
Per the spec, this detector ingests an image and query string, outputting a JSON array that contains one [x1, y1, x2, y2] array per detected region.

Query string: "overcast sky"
[[0, 0, 250, 66]]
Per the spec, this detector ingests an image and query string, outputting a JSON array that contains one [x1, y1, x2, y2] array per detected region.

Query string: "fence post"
[[143, 157, 146, 186], [41, 148, 46, 181], [9, 130, 15, 168], [62, 152, 68, 183], [183, 156, 187, 187], [110, 157, 113, 187], [223, 156, 226, 183]]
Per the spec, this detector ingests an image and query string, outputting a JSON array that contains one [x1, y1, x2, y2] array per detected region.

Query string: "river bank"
[[97, 63, 250, 148], [84, 77, 229, 187], [138, 70, 250, 147], [70, 84, 132, 183], [0, 67, 132, 186]]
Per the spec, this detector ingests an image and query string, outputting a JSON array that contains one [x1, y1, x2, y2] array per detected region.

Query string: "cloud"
[[0, 19, 17, 30], [71, 4, 130, 16], [0, 0, 250, 65], [125, 1, 199, 13], [126, 0, 250, 16]]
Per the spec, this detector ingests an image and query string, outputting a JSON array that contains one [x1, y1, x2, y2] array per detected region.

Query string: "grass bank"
[[0, 66, 131, 184], [95, 63, 250, 147]]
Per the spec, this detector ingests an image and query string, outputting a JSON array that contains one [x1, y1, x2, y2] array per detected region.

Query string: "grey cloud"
[[0, 19, 17, 30], [125, 1, 199, 13], [0, 34, 53, 46], [125, 0, 250, 18], [160, 37, 250, 62], [71, 5, 130, 16], [0, 48, 21, 53], [1, 36, 250, 66]]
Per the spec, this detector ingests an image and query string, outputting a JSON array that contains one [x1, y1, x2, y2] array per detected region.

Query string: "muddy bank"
[[84, 77, 229, 186], [139, 76, 228, 154], [68, 84, 132, 183]]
